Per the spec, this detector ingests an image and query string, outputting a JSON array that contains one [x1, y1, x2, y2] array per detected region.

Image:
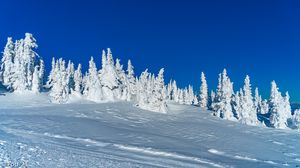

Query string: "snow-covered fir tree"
[[0, 37, 15, 89], [115, 58, 128, 100], [291, 109, 300, 129], [239, 75, 259, 125], [73, 64, 83, 95], [211, 69, 235, 120], [83, 57, 103, 102], [0, 33, 44, 93], [199, 72, 208, 109], [66, 60, 75, 93], [49, 58, 70, 103], [254, 87, 263, 114], [126, 59, 136, 101], [99, 49, 121, 101], [268, 81, 291, 129]]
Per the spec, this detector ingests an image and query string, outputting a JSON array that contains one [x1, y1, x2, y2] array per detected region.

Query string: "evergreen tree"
[[83, 57, 103, 102], [73, 64, 83, 95], [211, 69, 235, 120], [126, 59, 136, 101], [239, 75, 259, 125], [1, 37, 15, 89], [269, 81, 290, 128], [99, 48, 120, 101], [199, 72, 208, 109]]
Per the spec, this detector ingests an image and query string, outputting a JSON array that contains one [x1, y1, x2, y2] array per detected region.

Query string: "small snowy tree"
[[199, 72, 208, 109], [291, 109, 300, 129]]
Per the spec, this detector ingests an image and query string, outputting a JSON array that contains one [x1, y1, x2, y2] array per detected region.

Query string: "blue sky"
[[1, 0, 300, 101]]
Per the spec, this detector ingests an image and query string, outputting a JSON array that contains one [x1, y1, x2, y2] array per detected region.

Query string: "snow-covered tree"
[[99, 49, 121, 101], [254, 87, 263, 114], [83, 57, 103, 102], [232, 89, 243, 119], [73, 64, 83, 95], [291, 109, 300, 129], [126, 59, 136, 101], [0, 37, 15, 89], [49, 59, 69, 103], [239, 75, 259, 125], [1, 33, 43, 92], [211, 69, 235, 120], [136, 68, 167, 113], [12, 39, 27, 92], [46, 57, 56, 88], [269, 81, 291, 129], [66, 60, 75, 92], [115, 58, 128, 100], [32, 66, 40, 93], [199, 72, 208, 109], [150, 68, 167, 112]]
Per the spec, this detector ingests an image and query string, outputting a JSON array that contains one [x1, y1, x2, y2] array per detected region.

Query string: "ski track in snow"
[[0, 93, 299, 167]]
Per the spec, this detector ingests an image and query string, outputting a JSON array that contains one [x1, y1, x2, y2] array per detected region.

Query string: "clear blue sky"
[[1, 0, 300, 101]]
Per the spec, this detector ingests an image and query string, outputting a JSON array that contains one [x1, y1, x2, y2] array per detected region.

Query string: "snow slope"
[[0, 93, 299, 167]]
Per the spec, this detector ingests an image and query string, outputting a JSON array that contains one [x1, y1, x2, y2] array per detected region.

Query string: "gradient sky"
[[0, 0, 300, 101]]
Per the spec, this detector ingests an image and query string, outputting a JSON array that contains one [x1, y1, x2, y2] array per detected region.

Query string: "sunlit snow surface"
[[0, 92, 299, 167]]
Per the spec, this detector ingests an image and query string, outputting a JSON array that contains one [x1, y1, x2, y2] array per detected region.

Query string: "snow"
[[0, 93, 299, 167]]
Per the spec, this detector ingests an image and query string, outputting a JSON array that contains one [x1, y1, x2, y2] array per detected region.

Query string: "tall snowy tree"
[[269, 81, 290, 129], [49, 59, 70, 103], [126, 59, 136, 101], [73, 64, 83, 95], [211, 69, 235, 120], [239, 75, 259, 125], [23, 33, 40, 90], [99, 49, 120, 101], [115, 58, 128, 100], [46, 57, 56, 89], [150, 68, 167, 112], [199, 72, 208, 109], [83, 57, 103, 102], [0, 37, 15, 89], [12, 39, 27, 92]]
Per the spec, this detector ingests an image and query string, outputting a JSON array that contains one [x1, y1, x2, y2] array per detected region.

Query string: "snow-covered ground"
[[0, 92, 299, 167]]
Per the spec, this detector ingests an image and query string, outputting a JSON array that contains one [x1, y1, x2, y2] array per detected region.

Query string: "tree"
[[32, 66, 40, 93], [269, 81, 290, 129], [115, 58, 128, 100], [239, 75, 259, 125], [46, 57, 56, 88], [1, 37, 15, 89], [12, 39, 27, 92], [126, 59, 136, 101], [254, 87, 263, 114], [49, 59, 69, 103], [73, 64, 83, 95], [23, 33, 39, 90], [99, 48, 120, 101], [151, 68, 167, 112], [83, 57, 103, 102], [291, 109, 300, 129], [211, 69, 235, 120], [199, 72, 208, 109]]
